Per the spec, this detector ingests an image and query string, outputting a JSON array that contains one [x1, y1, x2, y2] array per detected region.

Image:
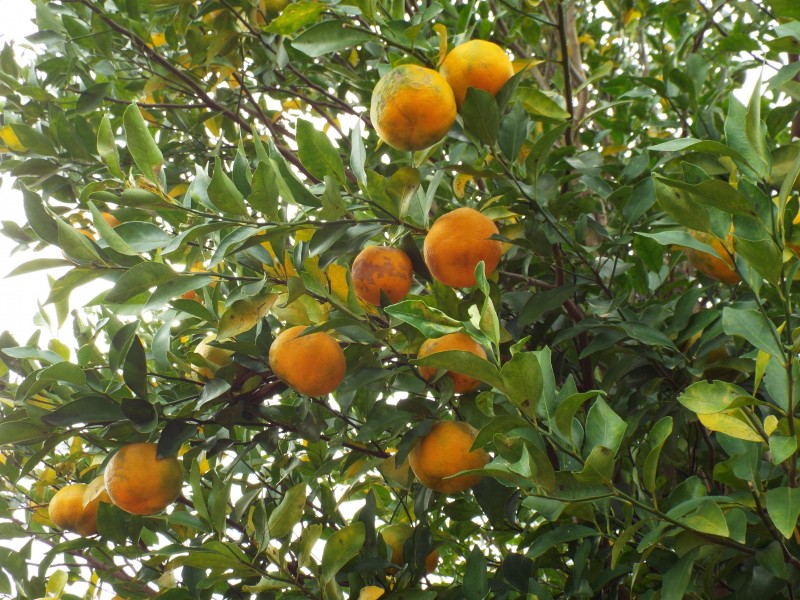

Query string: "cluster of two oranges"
[[48, 442, 183, 536]]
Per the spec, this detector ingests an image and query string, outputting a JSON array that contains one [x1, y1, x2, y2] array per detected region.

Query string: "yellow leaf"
[[0, 125, 26, 152], [348, 47, 359, 67], [168, 183, 189, 199], [512, 58, 545, 74], [433, 23, 448, 67], [217, 293, 279, 340], [199, 457, 210, 475], [205, 114, 222, 137], [149, 32, 167, 47], [327, 263, 351, 304], [453, 173, 474, 199], [623, 8, 642, 25], [602, 145, 629, 156], [764, 414, 779, 436], [698, 410, 764, 443], [577, 33, 596, 49]]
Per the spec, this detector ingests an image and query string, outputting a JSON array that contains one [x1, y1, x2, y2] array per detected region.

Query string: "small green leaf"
[[296, 119, 346, 184], [518, 87, 570, 120], [413, 350, 504, 391], [722, 307, 784, 360], [208, 157, 248, 216], [268, 483, 307, 539], [768, 435, 797, 465], [661, 548, 699, 600], [500, 351, 543, 417], [123, 335, 148, 399], [123, 102, 163, 184], [105, 262, 177, 303], [643, 416, 673, 497], [41, 397, 123, 427], [585, 398, 627, 457], [553, 391, 604, 441], [77, 82, 110, 114], [384, 300, 463, 337], [461, 87, 499, 146], [574, 445, 614, 484], [653, 177, 710, 232], [765, 487, 800, 538], [679, 499, 730, 537], [677, 381, 754, 414], [463, 546, 489, 600], [291, 21, 374, 57], [321, 522, 365, 582], [97, 113, 123, 179], [264, 1, 326, 34]]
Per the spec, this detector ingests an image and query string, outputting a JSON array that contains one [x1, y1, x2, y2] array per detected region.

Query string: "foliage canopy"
[[1, 0, 800, 598]]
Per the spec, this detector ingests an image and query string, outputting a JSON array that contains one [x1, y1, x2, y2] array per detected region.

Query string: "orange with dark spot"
[[417, 332, 487, 393], [439, 40, 514, 107], [424, 207, 502, 288], [268, 326, 346, 396], [370, 64, 456, 151], [104, 442, 183, 515], [351, 246, 413, 306]]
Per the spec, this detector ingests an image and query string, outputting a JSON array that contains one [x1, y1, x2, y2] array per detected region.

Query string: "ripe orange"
[[370, 64, 456, 151], [417, 332, 488, 393], [351, 246, 413, 306], [423, 207, 502, 288], [682, 230, 740, 284], [380, 523, 439, 574], [268, 325, 346, 396], [439, 40, 514, 107], [104, 442, 183, 515], [408, 421, 489, 493], [48, 477, 111, 536]]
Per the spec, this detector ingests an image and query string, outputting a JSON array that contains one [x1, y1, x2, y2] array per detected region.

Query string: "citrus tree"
[[1, 0, 800, 598]]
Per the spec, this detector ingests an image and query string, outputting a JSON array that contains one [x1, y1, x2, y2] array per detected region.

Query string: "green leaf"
[[10, 123, 56, 155], [500, 351, 543, 417], [264, 1, 326, 34], [123, 102, 163, 184], [208, 157, 248, 216], [732, 235, 782, 285], [722, 307, 783, 360], [123, 335, 148, 399], [77, 82, 110, 115], [105, 262, 178, 304], [677, 381, 754, 414], [97, 113, 123, 179], [649, 138, 749, 164], [88, 201, 137, 256], [291, 21, 374, 57], [296, 119, 346, 184], [767, 0, 800, 18], [585, 398, 627, 456], [643, 417, 673, 497], [321, 522, 365, 582], [41, 397, 123, 427], [724, 94, 767, 178], [661, 548, 699, 600], [386, 167, 421, 220], [56, 219, 102, 264], [268, 483, 307, 539], [461, 87, 499, 146], [499, 101, 529, 161], [527, 525, 599, 559], [768, 435, 797, 465], [574, 445, 614, 484], [463, 547, 489, 600], [22, 185, 59, 245], [653, 176, 754, 216], [384, 300, 463, 337], [653, 177, 710, 231], [413, 350, 504, 391], [553, 390, 603, 440], [350, 120, 367, 184], [679, 499, 730, 537], [0, 420, 47, 445], [765, 487, 800, 538], [518, 87, 570, 120]]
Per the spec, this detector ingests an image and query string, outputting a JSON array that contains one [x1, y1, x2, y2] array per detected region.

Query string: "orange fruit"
[[682, 230, 740, 284], [380, 523, 439, 574], [417, 332, 488, 393], [370, 64, 456, 151], [47, 477, 111, 536], [104, 442, 183, 515], [191, 333, 234, 381], [358, 587, 385, 600], [408, 421, 489, 493], [268, 325, 346, 396], [351, 246, 414, 306], [100, 212, 120, 228], [423, 207, 502, 288], [439, 40, 514, 107]]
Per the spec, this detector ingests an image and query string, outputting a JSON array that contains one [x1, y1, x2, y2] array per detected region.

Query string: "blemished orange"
[[682, 230, 740, 284], [408, 421, 490, 493], [423, 207, 502, 288], [417, 332, 488, 393], [351, 246, 413, 306], [104, 442, 183, 515], [370, 64, 456, 151], [48, 478, 111, 536], [439, 40, 514, 107], [268, 326, 346, 396], [380, 523, 439, 574]]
